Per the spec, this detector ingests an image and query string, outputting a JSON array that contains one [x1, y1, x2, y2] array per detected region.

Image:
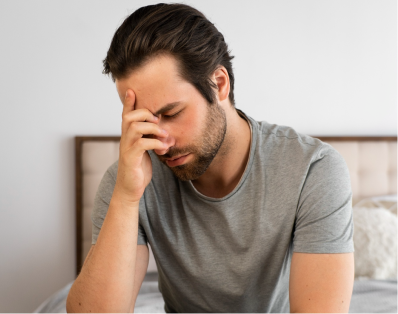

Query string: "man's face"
[[116, 54, 227, 181]]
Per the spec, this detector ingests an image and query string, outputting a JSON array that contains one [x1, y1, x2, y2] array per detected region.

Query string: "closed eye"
[[163, 110, 182, 119]]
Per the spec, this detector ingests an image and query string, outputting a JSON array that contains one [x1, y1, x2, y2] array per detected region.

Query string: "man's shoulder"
[[250, 118, 336, 164], [247, 119, 342, 172], [255, 119, 319, 146]]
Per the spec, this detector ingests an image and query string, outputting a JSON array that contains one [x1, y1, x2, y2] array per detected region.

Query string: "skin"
[[67, 53, 354, 313], [289, 252, 354, 313], [115, 53, 251, 198]]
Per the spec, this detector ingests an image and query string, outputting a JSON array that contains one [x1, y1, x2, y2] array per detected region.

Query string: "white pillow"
[[353, 201, 397, 280], [355, 195, 397, 215]]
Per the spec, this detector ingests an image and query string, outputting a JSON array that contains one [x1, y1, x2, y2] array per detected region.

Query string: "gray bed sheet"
[[349, 279, 397, 313], [34, 275, 397, 313]]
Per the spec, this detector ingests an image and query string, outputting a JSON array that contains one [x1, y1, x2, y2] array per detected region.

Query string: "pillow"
[[355, 195, 397, 215], [353, 196, 397, 280]]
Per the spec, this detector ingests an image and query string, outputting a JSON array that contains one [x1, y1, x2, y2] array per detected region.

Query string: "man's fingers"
[[127, 121, 168, 138], [123, 89, 136, 115], [121, 121, 168, 148], [126, 138, 167, 156], [120, 88, 166, 156], [122, 110, 159, 134]]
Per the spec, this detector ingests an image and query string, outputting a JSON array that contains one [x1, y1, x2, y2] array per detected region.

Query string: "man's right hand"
[[114, 89, 169, 204], [66, 89, 169, 313]]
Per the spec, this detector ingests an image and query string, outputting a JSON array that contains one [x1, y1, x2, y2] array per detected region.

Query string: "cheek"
[[175, 115, 201, 141]]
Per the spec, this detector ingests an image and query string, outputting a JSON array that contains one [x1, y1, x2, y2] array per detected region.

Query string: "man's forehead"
[[116, 80, 186, 116], [115, 62, 193, 112]]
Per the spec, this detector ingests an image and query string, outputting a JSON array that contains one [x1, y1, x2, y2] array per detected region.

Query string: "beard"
[[156, 102, 227, 181]]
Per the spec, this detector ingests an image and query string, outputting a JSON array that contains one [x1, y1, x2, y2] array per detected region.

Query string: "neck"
[[191, 106, 251, 198]]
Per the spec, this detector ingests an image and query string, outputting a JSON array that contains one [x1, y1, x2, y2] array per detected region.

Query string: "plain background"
[[0, 0, 396, 312]]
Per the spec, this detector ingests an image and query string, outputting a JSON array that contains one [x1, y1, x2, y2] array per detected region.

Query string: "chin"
[[170, 157, 214, 181]]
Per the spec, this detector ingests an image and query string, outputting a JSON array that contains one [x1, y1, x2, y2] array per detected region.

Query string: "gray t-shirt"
[[91, 110, 354, 313]]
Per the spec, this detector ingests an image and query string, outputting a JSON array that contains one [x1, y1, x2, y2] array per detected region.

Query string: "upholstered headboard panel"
[[316, 137, 397, 204], [74, 136, 397, 276]]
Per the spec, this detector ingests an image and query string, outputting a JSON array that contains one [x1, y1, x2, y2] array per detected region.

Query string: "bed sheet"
[[34, 278, 397, 313]]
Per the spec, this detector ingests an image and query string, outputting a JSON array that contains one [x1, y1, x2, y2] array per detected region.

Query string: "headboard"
[[74, 136, 397, 276]]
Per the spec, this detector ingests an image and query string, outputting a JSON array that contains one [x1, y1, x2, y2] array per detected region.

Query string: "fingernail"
[[125, 91, 128, 98], [162, 129, 168, 134]]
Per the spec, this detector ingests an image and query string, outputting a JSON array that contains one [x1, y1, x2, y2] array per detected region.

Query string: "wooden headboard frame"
[[74, 135, 397, 276], [75, 136, 121, 275]]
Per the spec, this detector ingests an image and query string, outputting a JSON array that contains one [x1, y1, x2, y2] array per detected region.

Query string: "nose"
[[153, 133, 175, 155]]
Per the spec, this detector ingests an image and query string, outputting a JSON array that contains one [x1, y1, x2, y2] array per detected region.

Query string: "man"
[[67, 3, 354, 313]]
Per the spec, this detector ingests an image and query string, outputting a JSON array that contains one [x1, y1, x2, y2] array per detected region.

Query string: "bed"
[[34, 135, 397, 313]]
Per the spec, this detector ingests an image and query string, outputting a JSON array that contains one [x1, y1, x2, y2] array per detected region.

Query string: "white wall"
[[0, 0, 395, 312]]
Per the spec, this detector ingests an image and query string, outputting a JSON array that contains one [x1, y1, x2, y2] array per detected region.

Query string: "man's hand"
[[66, 89, 168, 313], [114, 89, 169, 204]]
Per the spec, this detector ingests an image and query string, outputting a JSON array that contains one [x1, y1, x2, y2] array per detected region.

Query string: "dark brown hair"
[[102, 3, 235, 105]]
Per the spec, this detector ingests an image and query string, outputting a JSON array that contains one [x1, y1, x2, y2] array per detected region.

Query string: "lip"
[[166, 153, 190, 167]]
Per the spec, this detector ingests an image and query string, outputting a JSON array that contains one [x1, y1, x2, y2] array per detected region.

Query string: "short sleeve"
[[91, 161, 148, 246], [293, 143, 355, 253]]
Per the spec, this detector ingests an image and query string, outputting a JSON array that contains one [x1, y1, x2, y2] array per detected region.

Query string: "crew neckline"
[[186, 109, 257, 202]]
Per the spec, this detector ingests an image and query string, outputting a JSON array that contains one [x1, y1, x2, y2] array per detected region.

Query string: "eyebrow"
[[154, 102, 182, 116]]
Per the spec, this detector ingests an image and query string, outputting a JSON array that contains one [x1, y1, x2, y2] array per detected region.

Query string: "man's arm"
[[68, 243, 149, 313], [289, 252, 354, 313], [66, 197, 145, 313], [130, 244, 150, 312], [67, 88, 167, 312]]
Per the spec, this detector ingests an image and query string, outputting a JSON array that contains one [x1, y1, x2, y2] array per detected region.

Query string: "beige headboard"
[[74, 136, 397, 276], [316, 137, 397, 204]]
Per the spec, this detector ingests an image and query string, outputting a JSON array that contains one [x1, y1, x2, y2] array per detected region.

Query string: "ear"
[[212, 66, 230, 103]]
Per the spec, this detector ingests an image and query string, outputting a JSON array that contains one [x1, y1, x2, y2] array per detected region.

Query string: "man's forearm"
[[66, 193, 140, 313]]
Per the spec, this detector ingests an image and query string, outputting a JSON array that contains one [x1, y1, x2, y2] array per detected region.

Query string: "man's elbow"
[[65, 293, 76, 313]]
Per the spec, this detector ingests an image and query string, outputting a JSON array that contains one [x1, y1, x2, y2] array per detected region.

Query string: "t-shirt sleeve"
[[292, 143, 354, 254], [91, 161, 148, 246]]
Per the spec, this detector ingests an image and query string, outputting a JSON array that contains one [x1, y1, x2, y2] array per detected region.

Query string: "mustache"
[[159, 143, 198, 160], [161, 147, 188, 159]]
